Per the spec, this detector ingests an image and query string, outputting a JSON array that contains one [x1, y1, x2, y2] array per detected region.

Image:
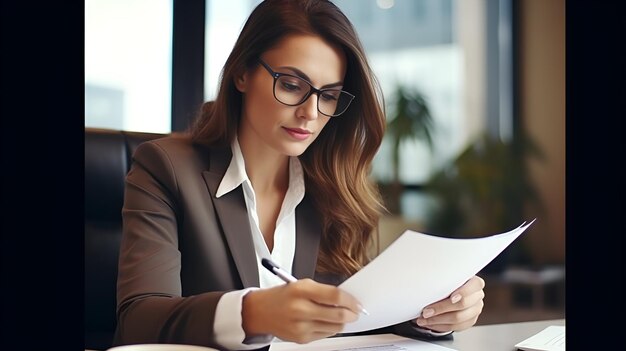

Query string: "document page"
[[339, 220, 535, 333], [514, 325, 565, 351], [269, 333, 456, 351]]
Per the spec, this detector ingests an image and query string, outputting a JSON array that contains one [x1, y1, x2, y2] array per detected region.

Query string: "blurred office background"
[[85, 0, 565, 325]]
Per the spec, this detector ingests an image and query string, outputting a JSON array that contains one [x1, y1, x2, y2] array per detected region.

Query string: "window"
[[85, 0, 173, 133], [333, 0, 513, 220], [335, 0, 472, 183], [204, 0, 261, 101]]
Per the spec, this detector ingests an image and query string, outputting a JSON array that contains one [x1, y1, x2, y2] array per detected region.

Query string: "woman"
[[114, 0, 485, 349]]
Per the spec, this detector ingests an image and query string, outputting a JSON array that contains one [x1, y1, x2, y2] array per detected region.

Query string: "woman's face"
[[235, 34, 347, 158]]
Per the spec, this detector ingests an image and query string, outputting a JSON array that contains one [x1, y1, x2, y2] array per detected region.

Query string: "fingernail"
[[451, 294, 462, 304], [422, 308, 434, 318], [416, 318, 427, 326], [358, 304, 370, 315]]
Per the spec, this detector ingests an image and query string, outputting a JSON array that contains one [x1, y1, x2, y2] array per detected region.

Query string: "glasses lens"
[[275, 75, 310, 105], [273, 74, 354, 117], [318, 90, 354, 117]]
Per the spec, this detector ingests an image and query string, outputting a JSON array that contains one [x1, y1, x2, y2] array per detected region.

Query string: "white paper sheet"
[[514, 325, 565, 351], [339, 219, 536, 333], [269, 333, 457, 351]]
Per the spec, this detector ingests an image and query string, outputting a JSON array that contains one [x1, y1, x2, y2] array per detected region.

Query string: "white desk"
[[430, 318, 565, 350], [89, 319, 566, 351]]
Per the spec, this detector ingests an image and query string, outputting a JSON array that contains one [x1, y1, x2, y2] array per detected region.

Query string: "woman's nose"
[[296, 93, 319, 120]]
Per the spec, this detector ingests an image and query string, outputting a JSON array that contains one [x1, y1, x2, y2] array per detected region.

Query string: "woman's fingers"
[[295, 279, 363, 316], [414, 275, 486, 332], [420, 276, 485, 315], [452, 275, 485, 298], [242, 279, 363, 343], [416, 298, 484, 332]]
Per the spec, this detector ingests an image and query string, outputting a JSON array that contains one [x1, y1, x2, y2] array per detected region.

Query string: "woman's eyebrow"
[[279, 66, 344, 89]]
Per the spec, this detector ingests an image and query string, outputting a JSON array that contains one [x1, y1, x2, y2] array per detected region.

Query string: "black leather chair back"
[[84, 127, 165, 350]]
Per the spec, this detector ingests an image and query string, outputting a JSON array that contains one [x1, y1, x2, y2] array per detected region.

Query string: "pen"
[[261, 257, 297, 283], [261, 257, 369, 315]]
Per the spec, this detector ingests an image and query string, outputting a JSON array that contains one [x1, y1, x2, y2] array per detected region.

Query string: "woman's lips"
[[283, 127, 312, 141]]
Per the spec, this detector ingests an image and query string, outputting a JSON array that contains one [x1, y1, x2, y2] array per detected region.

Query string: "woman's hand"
[[414, 275, 485, 333], [242, 279, 362, 344]]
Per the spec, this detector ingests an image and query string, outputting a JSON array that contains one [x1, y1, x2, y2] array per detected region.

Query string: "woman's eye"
[[321, 91, 339, 101], [282, 82, 299, 91], [279, 79, 303, 92]]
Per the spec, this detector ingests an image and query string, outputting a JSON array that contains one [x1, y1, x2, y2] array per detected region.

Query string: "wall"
[[519, 0, 566, 265]]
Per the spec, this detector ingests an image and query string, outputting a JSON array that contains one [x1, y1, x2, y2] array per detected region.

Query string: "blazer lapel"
[[292, 195, 321, 279], [201, 147, 322, 285], [202, 147, 259, 288]]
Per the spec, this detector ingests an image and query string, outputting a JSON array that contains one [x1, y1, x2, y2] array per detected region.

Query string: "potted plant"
[[381, 84, 436, 214], [422, 131, 546, 272]]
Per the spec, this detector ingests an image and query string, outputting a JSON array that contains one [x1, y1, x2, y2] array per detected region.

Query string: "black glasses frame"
[[258, 59, 355, 117]]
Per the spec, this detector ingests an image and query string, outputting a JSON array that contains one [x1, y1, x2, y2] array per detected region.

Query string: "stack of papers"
[[339, 220, 536, 333], [270, 333, 457, 351]]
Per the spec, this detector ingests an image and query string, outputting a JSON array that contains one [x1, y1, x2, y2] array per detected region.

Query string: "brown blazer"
[[112, 134, 446, 349], [113, 134, 324, 349]]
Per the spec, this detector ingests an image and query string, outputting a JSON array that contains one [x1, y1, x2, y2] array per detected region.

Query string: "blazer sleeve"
[[114, 140, 229, 349]]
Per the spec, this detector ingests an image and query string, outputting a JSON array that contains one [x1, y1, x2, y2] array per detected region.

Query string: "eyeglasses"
[[258, 59, 355, 117]]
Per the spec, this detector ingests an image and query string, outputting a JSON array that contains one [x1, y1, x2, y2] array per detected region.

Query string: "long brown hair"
[[190, 0, 386, 276]]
